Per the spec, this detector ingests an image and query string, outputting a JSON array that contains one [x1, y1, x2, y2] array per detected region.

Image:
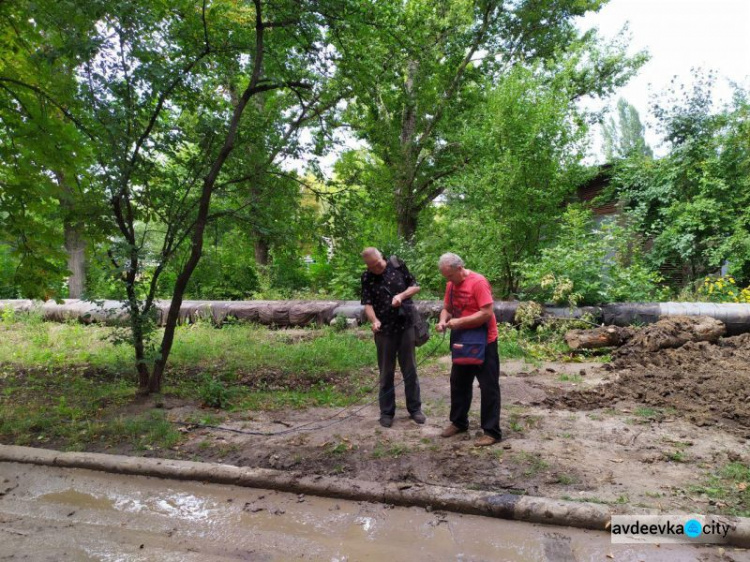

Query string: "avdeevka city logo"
[[684, 519, 703, 538], [610, 515, 732, 544]]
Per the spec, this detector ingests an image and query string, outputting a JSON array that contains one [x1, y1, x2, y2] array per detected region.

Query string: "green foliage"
[[268, 250, 311, 295], [602, 98, 653, 160], [611, 74, 750, 288], [0, 244, 20, 298], [186, 229, 260, 300], [518, 207, 666, 305], [330, 314, 349, 332], [433, 66, 591, 296], [698, 275, 750, 303], [198, 375, 235, 409], [334, 0, 644, 240]]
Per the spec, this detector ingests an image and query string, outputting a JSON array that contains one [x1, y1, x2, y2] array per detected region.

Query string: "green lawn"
[[0, 311, 594, 453]]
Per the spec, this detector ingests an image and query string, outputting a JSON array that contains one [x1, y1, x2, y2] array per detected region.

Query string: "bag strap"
[[388, 255, 411, 297], [388, 255, 404, 269], [449, 283, 457, 316]]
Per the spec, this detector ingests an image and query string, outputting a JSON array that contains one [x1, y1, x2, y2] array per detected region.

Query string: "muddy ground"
[[5, 462, 737, 562], [126, 322, 750, 518]]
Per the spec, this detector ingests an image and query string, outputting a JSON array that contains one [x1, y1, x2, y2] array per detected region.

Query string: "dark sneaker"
[[410, 411, 426, 424], [379, 415, 393, 428], [440, 423, 466, 438]]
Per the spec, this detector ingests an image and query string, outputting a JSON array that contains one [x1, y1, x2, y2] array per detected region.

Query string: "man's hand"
[[391, 295, 402, 308], [446, 319, 459, 330], [436, 321, 447, 333], [371, 320, 382, 333]]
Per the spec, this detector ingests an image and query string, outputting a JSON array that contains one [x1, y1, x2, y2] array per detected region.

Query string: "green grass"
[[664, 450, 688, 463], [688, 462, 750, 517], [635, 407, 660, 418], [0, 317, 373, 378], [557, 473, 577, 485], [369, 439, 409, 459], [558, 374, 583, 383], [0, 317, 379, 451], [560, 495, 609, 505], [511, 452, 550, 476]]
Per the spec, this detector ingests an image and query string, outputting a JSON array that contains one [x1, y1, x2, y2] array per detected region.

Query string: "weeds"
[[689, 462, 750, 517]]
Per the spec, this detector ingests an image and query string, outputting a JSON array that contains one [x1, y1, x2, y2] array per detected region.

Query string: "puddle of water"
[[39, 490, 116, 511], [113, 492, 217, 521], [40, 487, 220, 523], [240, 500, 545, 562]]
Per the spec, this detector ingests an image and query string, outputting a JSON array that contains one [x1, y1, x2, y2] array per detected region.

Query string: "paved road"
[[0, 462, 742, 561]]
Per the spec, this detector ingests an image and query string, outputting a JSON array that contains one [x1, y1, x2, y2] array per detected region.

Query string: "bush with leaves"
[[698, 275, 750, 303], [610, 76, 750, 288], [0, 244, 20, 299], [517, 207, 666, 305]]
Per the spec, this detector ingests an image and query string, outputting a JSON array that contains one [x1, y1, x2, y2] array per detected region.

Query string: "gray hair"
[[361, 247, 382, 259], [438, 252, 464, 269]]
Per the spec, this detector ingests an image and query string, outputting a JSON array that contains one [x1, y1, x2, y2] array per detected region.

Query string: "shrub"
[[517, 207, 667, 305]]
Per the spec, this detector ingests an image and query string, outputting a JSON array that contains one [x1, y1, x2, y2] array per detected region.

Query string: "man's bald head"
[[361, 247, 382, 260], [361, 247, 386, 274]]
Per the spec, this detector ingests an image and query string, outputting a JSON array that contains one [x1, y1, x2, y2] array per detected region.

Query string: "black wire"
[[172, 331, 448, 437]]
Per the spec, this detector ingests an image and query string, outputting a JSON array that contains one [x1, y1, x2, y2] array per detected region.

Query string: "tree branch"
[[414, 4, 496, 152]]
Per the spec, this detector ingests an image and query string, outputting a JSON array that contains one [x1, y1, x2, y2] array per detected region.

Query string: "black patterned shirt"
[[361, 260, 417, 334]]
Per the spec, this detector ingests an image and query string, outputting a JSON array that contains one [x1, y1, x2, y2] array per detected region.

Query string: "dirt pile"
[[613, 315, 725, 355], [552, 318, 750, 436]]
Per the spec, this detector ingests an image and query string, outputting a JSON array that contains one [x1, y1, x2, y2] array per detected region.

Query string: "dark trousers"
[[374, 327, 421, 417], [449, 340, 501, 439]]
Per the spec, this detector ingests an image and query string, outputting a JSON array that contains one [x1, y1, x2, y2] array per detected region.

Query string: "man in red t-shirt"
[[436, 252, 501, 446]]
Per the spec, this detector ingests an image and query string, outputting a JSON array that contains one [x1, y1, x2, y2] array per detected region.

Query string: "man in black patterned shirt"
[[360, 247, 425, 428]]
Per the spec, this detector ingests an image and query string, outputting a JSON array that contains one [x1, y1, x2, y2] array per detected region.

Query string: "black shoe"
[[410, 411, 426, 424], [379, 415, 393, 428]]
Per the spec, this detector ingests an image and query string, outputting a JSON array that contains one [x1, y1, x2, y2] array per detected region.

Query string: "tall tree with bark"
[[0, 0, 350, 393], [336, 0, 644, 241], [0, 3, 97, 298]]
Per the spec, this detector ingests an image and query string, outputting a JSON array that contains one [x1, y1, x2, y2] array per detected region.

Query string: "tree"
[[517, 207, 665, 305], [611, 72, 750, 286], [602, 97, 652, 160], [0, 0, 353, 393], [0, 2, 96, 299], [423, 66, 590, 296], [335, 0, 645, 241]]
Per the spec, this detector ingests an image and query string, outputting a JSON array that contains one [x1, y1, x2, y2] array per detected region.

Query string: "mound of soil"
[[553, 331, 750, 436]]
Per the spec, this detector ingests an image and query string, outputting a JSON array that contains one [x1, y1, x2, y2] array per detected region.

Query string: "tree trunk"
[[393, 59, 419, 243], [396, 208, 418, 241], [55, 171, 86, 298], [64, 221, 86, 298], [565, 326, 636, 350], [149, 31, 270, 393], [254, 238, 270, 266]]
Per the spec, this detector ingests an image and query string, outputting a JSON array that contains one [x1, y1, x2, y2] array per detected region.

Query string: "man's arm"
[[391, 285, 420, 307], [446, 303, 493, 330], [364, 304, 381, 332], [436, 307, 452, 333]]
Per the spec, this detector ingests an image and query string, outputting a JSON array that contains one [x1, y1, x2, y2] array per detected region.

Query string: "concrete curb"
[[2, 444, 749, 547]]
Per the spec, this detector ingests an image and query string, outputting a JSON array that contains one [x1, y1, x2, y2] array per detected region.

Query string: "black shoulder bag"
[[388, 256, 430, 347]]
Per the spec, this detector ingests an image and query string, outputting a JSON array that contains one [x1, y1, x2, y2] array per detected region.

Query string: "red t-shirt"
[[443, 271, 498, 343]]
